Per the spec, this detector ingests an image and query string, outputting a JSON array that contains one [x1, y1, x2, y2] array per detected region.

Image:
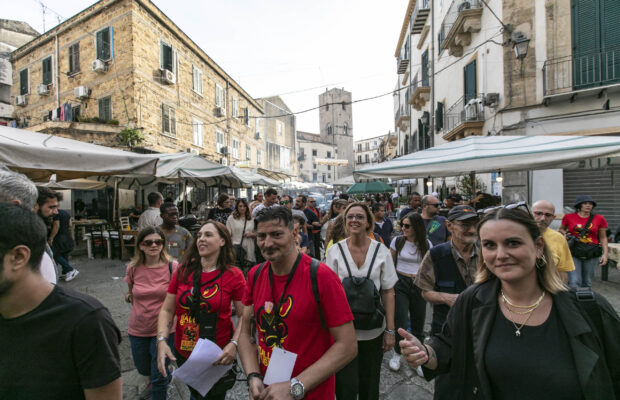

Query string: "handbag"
[[337, 242, 385, 330], [568, 214, 603, 260], [233, 218, 248, 267]]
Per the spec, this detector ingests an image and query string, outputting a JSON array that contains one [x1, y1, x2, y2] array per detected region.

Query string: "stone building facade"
[[355, 134, 386, 167], [256, 96, 298, 180], [297, 130, 338, 183], [319, 88, 354, 179], [10, 0, 264, 169]]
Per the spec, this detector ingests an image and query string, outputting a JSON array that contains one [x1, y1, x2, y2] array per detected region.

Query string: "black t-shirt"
[[207, 207, 232, 224], [52, 209, 74, 253], [0, 285, 122, 399], [485, 302, 583, 400]]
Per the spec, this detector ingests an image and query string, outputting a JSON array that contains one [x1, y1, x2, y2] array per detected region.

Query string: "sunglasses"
[[401, 223, 411, 229], [141, 239, 164, 246], [479, 201, 532, 217], [279, 200, 290, 205]]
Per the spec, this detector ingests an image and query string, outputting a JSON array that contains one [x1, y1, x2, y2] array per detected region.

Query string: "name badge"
[[263, 347, 297, 385]]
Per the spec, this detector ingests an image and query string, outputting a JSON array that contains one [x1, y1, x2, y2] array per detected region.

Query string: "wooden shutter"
[[19, 69, 28, 95], [161, 43, 173, 71], [96, 28, 110, 60], [69, 44, 80, 73], [464, 60, 477, 103], [421, 49, 429, 87], [98, 97, 111, 121], [601, 0, 620, 84], [571, 0, 600, 88], [42, 57, 52, 85], [162, 104, 169, 133], [170, 108, 176, 136], [436, 101, 444, 131]]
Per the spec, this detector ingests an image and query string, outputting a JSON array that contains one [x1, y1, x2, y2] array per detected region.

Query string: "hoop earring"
[[535, 254, 547, 270]]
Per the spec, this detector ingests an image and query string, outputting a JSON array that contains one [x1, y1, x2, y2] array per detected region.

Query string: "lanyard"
[[267, 252, 302, 346]]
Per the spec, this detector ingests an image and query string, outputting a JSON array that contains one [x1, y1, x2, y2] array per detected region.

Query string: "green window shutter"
[[421, 49, 429, 87], [170, 108, 176, 136], [20, 69, 28, 95], [436, 101, 444, 131], [98, 97, 111, 121], [572, 0, 601, 88], [601, 0, 620, 84], [42, 57, 52, 85], [161, 44, 173, 71], [464, 60, 477, 103]]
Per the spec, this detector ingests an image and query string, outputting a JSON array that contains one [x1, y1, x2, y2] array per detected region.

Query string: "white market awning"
[[354, 135, 620, 180]]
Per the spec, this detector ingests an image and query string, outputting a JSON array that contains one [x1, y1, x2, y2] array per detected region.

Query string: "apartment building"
[[256, 96, 298, 180], [10, 0, 264, 169], [394, 0, 620, 225], [297, 131, 338, 184], [355, 134, 387, 167]]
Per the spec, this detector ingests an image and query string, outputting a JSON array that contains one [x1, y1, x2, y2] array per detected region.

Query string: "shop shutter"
[[464, 60, 477, 103]]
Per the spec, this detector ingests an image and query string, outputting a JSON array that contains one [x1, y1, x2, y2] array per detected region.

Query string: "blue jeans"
[[53, 252, 74, 275], [569, 257, 599, 288], [129, 334, 175, 400]]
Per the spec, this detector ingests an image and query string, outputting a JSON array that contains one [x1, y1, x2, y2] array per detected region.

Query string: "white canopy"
[[354, 135, 620, 180], [230, 167, 282, 187], [0, 125, 158, 181]]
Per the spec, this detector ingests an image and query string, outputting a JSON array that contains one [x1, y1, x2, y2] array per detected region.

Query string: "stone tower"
[[319, 88, 353, 179]]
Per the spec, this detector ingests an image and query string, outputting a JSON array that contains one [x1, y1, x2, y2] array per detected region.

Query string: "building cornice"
[[394, 0, 415, 57]]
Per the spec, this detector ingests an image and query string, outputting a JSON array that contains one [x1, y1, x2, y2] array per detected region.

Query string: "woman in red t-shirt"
[[156, 221, 246, 400], [559, 195, 609, 288], [125, 226, 178, 400]]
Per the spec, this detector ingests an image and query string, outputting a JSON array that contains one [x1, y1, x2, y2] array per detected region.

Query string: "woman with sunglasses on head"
[[400, 207, 620, 399], [124, 227, 178, 400], [387, 212, 431, 372], [156, 221, 246, 400], [325, 202, 398, 400], [226, 198, 256, 274]]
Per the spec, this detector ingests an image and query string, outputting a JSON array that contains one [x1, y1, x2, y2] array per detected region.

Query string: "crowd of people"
[[0, 168, 618, 400]]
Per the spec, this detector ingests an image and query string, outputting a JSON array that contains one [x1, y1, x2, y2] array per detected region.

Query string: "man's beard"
[[37, 210, 53, 228]]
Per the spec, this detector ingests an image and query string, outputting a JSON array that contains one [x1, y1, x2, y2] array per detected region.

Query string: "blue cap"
[[574, 195, 596, 208]]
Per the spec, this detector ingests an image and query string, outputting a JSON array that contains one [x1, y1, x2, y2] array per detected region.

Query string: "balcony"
[[543, 49, 620, 98], [397, 52, 410, 75], [443, 95, 485, 141], [411, 0, 430, 34], [395, 105, 411, 130], [439, 0, 483, 57], [408, 73, 431, 111], [298, 153, 306, 161]]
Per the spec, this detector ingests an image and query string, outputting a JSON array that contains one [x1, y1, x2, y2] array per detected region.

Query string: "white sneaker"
[[388, 353, 401, 371], [65, 269, 80, 282]]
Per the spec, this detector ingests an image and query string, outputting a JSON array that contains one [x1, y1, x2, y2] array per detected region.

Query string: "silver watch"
[[290, 377, 304, 399]]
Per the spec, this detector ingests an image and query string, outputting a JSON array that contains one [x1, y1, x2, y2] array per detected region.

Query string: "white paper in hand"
[[172, 338, 232, 396], [263, 347, 297, 385]]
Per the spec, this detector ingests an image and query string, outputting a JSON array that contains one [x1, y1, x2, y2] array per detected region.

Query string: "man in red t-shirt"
[[238, 206, 356, 400]]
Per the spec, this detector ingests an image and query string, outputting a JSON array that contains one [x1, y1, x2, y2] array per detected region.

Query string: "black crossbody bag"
[[568, 214, 603, 260]]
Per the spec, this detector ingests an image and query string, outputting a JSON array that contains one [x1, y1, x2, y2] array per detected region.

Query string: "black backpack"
[[337, 242, 385, 330]]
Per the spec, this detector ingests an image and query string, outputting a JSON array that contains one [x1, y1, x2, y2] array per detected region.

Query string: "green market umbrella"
[[346, 181, 394, 194]]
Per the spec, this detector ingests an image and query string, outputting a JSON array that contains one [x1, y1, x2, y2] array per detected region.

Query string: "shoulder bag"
[[568, 214, 603, 260], [233, 218, 248, 268]]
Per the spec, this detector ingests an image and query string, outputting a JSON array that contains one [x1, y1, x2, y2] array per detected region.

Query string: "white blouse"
[[324, 238, 398, 341], [226, 215, 256, 262]]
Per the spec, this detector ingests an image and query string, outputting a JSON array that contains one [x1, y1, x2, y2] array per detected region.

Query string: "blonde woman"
[[124, 226, 177, 400]]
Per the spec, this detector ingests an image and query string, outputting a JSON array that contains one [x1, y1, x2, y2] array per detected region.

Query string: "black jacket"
[[424, 277, 620, 400]]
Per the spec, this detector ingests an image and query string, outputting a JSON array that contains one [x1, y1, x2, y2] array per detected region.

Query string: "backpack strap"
[[252, 262, 267, 287], [366, 242, 382, 279], [574, 289, 605, 341], [168, 261, 173, 276], [337, 242, 353, 278], [309, 258, 327, 330], [393, 236, 406, 266]]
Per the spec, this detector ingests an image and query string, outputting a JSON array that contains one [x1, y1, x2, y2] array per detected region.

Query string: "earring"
[[535, 254, 547, 270]]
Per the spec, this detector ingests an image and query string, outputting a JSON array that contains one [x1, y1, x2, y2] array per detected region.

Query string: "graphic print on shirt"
[[427, 220, 441, 236], [573, 222, 594, 243], [177, 281, 220, 351], [255, 294, 293, 367]]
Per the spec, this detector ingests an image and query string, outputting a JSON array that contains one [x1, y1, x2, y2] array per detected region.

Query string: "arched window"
[[343, 123, 348, 136]]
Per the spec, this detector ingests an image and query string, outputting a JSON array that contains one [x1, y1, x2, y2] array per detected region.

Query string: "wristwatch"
[[290, 377, 305, 399], [156, 336, 167, 343]]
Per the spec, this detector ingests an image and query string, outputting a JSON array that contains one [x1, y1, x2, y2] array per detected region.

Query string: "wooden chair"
[[119, 216, 131, 231], [120, 230, 139, 260]]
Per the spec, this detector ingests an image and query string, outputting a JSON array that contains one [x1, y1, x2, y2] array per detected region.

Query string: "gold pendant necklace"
[[501, 290, 545, 309], [502, 294, 545, 337]]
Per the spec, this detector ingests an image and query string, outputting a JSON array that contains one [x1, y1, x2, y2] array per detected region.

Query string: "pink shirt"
[[125, 261, 178, 337]]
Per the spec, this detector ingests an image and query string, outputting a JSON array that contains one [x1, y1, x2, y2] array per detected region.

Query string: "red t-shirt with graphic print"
[[167, 265, 246, 359], [561, 213, 608, 245], [242, 253, 353, 400]]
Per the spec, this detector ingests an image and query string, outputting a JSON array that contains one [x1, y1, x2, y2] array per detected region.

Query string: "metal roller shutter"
[[563, 167, 620, 231]]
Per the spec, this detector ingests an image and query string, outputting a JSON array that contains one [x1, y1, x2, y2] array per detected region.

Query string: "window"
[[365, 154, 369, 163], [98, 96, 112, 121], [358, 155, 362, 163], [244, 107, 250, 126], [192, 119, 203, 147], [68, 43, 80, 74], [342, 102, 346, 110], [280, 147, 290, 170], [343, 123, 348, 136], [215, 84, 225, 109], [257, 150, 262, 166], [313, 164, 317, 169], [421, 49, 429, 87], [96, 27, 113, 61], [464, 59, 477, 104], [161, 104, 176, 136], [216, 130, 224, 152], [322, 174, 326, 183], [328, 173, 331, 179], [255, 118, 261, 136], [313, 172, 318, 181], [232, 138, 240, 159], [246, 144, 251, 160], [160, 41, 174, 72], [71, 105, 81, 121], [327, 151, 331, 158], [19, 68, 29, 95], [328, 165, 331, 170], [192, 65, 203, 94], [42, 56, 52, 86], [327, 123, 332, 135], [357, 143, 362, 151], [436, 101, 444, 131], [365, 142, 370, 151], [277, 120, 284, 136], [232, 97, 239, 118], [312, 149, 317, 156], [300, 163, 303, 170]]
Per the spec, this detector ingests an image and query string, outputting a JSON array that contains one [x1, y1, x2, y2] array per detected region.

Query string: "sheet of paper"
[[263, 347, 297, 385], [172, 338, 232, 396]]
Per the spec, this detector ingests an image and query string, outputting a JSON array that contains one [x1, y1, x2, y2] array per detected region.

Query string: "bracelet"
[[421, 343, 431, 366], [247, 372, 262, 383], [384, 329, 395, 335], [230, 339, 239, 348]]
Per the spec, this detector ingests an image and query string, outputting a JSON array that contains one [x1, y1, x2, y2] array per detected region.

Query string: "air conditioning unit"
[[219, 146, 228, 155], [161, 69, 176, 84], [15, 95, 27, 106], [74, 86, 90, 99], [92, 59, 107, 73], [188, 148, 199, 155], [464, 98, 483, 120], [215, 106, 226, 118], [220, 157, 228, 166], [37, 84, 50, 96], [484, 93, 500, 107]]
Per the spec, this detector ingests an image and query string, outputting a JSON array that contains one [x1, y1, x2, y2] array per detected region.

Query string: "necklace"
[[501, 291, 546, 337], [501, 290, 545, 309]]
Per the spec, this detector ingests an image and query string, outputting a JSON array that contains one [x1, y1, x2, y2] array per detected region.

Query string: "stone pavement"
[[59, 256, 620, 400]]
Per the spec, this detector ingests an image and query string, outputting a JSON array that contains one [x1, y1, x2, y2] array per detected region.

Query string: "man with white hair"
[[0, 169, 57, 283]]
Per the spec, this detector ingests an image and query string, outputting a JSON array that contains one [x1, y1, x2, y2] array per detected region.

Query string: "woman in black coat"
[[399, 207, 620, 400]]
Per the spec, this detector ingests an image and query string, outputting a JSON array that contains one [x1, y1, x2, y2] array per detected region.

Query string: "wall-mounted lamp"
[[496, 171, 503, 183], [512, 31, 530, 60], [426, 176, 433, 187]]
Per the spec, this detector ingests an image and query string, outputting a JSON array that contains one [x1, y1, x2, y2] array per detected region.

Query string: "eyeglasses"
[[401, 223, 411, 229], [141, 239, 164, 246], [346, 214, 366, 221], [425, 203, 441, 208], [479, 201, 532, 217], [279, 200, 290, 205], [533, 211, 554, 218]]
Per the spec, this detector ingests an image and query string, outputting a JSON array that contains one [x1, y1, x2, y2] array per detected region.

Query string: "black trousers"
[[335, 333, 384, 400], [394, 272, 427, 353]]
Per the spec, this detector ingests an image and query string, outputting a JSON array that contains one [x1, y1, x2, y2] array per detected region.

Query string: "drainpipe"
[[429, 0, 435, 148], [55, 34, 60, 110]]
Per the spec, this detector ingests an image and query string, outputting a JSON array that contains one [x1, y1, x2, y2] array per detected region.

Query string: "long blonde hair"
[[475, 207, 567, 294], [129, 226, 170, 268]]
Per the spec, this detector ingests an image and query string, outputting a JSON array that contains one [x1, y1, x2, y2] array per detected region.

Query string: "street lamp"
[[496, 171, 503, 183], [512, 31, 530, 60]]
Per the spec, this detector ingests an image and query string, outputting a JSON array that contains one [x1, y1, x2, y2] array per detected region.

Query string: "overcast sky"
[[5, 0, 408, 140]]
